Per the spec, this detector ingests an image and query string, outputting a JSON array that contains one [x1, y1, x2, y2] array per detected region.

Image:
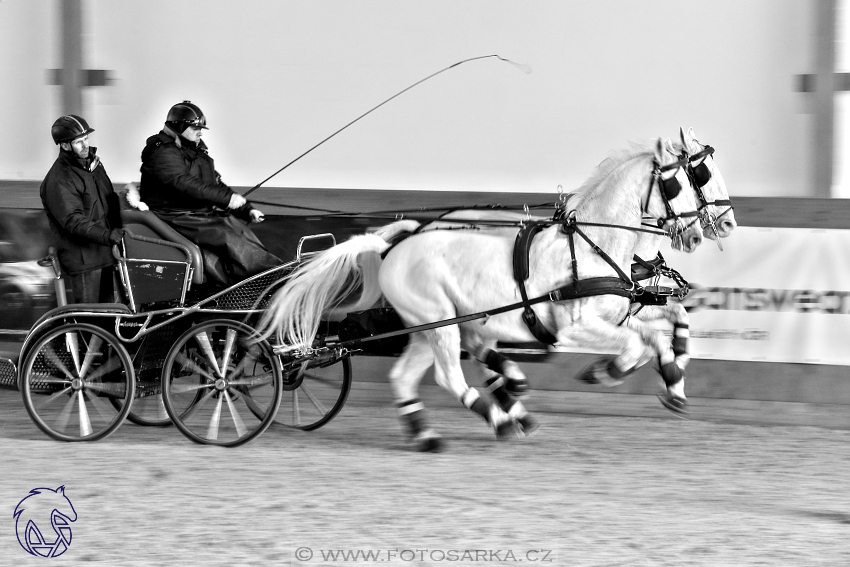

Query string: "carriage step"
[[0, 356, 18, 390]]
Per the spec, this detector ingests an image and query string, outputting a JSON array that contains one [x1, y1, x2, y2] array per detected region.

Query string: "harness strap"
[[514, 221, 559, 343], [512, 217, 635, 344]]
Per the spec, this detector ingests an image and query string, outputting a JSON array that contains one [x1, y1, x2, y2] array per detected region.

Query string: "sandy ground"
[[1, 374, 849, 567]]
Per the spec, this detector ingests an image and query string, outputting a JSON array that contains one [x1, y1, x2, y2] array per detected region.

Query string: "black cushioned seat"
[[118, 189, 204, 285]]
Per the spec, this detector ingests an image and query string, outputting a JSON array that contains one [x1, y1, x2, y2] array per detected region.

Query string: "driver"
[[139, 100, 281, 288]]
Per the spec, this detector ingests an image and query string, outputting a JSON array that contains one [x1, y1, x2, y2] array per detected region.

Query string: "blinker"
[[690, 161, 711, 188], [660, 175, 682, 200]]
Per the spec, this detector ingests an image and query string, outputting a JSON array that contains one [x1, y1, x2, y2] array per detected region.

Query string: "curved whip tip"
[[497, 55, 533, 74]]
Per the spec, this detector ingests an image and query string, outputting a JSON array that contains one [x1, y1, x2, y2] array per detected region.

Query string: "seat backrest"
[[119, 191, 204, 285]]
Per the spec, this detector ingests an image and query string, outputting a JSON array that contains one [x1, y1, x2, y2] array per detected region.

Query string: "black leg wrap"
[[672, 323, 689, 358], [398, 399, 427, 436], [483, 376, 517, 412], [482, 349, 529, 397], [659, 360, 683, 387], [462, 389, 493, 422], [606, 359, 629, 380], [483, 349, 510, 374]]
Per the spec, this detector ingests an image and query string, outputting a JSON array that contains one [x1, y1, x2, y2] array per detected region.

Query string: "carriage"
[[0, 128, 734, 451], [0, 201, 353, 447]]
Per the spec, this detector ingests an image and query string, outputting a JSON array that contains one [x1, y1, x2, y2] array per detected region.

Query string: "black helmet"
[[166, 100, 208, 132], [51, 115, 95, 145]]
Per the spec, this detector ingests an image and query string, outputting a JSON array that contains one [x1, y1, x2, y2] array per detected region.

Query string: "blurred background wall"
[[2, 0, 846, 197]]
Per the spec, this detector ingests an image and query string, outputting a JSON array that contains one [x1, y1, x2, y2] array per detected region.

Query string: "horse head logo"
[[13, 486, 78, 557]]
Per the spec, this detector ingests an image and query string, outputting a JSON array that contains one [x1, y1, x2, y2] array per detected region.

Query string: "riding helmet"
[[166, 100, 208, 132], [51, 115, 95, 145]]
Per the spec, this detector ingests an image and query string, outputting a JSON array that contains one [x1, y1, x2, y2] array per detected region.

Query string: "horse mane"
[[567, 143, 655, 213]]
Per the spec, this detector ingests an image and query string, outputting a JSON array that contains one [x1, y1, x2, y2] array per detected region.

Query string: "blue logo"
[[13, 486, 77, 557]]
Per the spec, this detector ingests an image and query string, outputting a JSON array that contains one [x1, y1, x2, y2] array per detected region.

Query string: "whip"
[[243, 54, 531, 197]]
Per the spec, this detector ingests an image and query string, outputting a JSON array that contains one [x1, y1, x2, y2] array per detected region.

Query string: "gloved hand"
[[249, 209, 265, 223], [228, 193, 247, 209], [108, 228, 126, 245]]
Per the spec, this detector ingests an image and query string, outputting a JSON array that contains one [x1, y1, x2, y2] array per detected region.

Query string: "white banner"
[[550, 227, 850, 366], [660, 227, 850, 365]]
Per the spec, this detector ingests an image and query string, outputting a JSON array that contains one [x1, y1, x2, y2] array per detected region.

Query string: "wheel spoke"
[[82, 353, 122, 383], [298, 382, 329, 415], [223, 390, 247, 437], [84, 381, 127, 397], [53, 392, 76, 432], [78, 335, 104, 379], [290, 389, 301, 426], [77, 391, 93, 437], [227, 348, 259, 381], [170, 380, 214, 395], [30, 376, 72, 386], [301, 371, 340, 387], [175, 352, 218, 383], [205, 394, 224, 440], [38, 386, 72, 409], [220, 329, 237, 377], [228, 371, 275, 387], [240, 390, 266, 417], [193, 332, 222, 378], [65, 332, 81, 375], [84, 390, 114, 424], [43, 344, 76, 381], [180, 388, 217, 421]]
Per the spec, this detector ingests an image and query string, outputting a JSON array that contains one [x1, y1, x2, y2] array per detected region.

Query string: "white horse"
[[258, 138, 701, 451], [619, 127, 736, 406], [427, 130, 726, 416]]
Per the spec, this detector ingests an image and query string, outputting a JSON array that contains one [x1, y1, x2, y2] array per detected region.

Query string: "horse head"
[[678, 127, 737, 243], [650, 137, 702, 253]]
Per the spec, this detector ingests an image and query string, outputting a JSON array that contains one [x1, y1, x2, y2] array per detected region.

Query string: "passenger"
[[40, 115, 124, 303], [139, 100, 281, 288]]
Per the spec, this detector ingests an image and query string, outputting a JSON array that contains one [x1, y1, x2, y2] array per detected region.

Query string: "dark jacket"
[[40, 147, 120, 275], [140, 129, 253, 217]]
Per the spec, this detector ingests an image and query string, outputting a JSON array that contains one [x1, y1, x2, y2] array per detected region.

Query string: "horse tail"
[[257, 219, 420, 350]]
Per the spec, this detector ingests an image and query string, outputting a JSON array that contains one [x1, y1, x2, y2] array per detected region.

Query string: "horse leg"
[[558, 307, 652, 388], [631, 302, 690, 371], [388, 332, 442, 451], [623, 316, 689, 415], [463, 335, 539, 437], [427, 326, 518, 440]]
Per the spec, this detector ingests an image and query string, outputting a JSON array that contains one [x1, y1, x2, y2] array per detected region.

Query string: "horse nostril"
[[690, 234, 702, 249]]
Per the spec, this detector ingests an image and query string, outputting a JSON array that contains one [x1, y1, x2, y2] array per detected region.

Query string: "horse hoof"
[[516, 414, 540, 438], [505, 377, 530, 399], [414, 431, 444, 452], [494, 420, 522, 441], [657, 394, 689, 417], [576, 357, 622, 387]]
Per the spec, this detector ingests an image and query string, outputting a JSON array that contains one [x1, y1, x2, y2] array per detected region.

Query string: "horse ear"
[[56, 486, 65, 495], [654, 137, 665, 159], [679, 126, 688, 147]]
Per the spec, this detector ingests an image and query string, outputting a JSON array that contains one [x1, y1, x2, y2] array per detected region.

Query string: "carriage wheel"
[[272, 354, 352, 430], [161, 319, 282, 447], [21, 323, 135, 442]]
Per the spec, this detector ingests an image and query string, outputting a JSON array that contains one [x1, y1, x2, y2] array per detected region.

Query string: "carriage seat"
[[118, 188, 204, 285]]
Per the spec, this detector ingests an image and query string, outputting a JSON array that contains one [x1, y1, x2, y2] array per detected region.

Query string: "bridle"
[[644, 156, 700, 249], [679, 143, 734, 240]]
